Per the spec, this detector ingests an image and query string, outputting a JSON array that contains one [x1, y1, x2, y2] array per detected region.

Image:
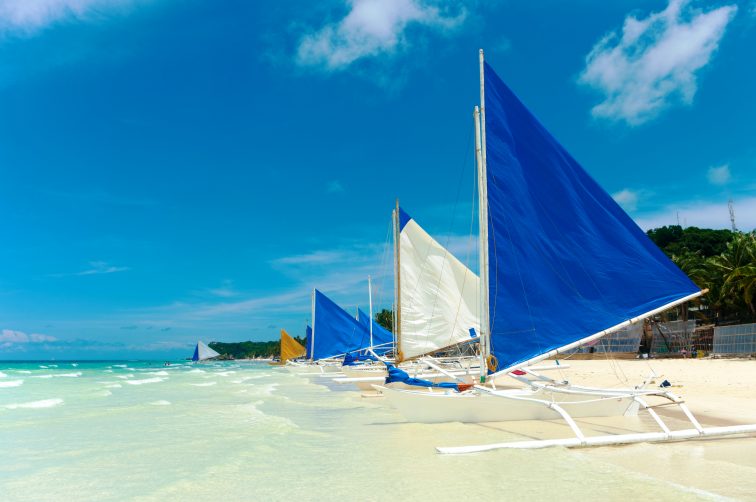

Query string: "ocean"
[[0, 361, 747, 501]]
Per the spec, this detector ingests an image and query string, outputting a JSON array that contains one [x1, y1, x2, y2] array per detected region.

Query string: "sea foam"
[[0, 380, 23, 388], [190, 382, 217, 387], [125, 377, 165, 386], [34, 372, 82, 379], [6, 398, 63, 409], [150, 400, 171, 406]]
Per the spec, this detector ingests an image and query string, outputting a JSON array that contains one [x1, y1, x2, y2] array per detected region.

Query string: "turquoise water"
[[0, 361, 740, 501]]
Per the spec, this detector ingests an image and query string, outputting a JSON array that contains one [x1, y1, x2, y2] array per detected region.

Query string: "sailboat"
[[336, 207, 486, 390], [286, 289, 384, 374], [269, 329, 306, 366], [393, 205, 480, 362], [192, 341, 220, 362], [378, 50, 756, 451]]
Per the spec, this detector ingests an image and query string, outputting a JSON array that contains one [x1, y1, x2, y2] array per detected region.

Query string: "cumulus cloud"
[[612, 188, 640, 211], [0, 0, 136, 36], [1, 329, 57, 344], [707, 164, 731, 185], [296, 0, 466, 70], [579, 0, 737, 125]]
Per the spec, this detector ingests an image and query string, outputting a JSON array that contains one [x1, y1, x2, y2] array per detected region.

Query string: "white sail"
[[397, 208, 480, 360], [194, 341, 220, 361]]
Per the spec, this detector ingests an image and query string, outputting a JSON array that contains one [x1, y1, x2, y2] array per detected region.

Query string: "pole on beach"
[[476, 48, 491, 383]]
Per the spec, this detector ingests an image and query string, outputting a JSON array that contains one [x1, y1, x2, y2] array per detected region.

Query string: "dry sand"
[[519, 358, 756, 500]]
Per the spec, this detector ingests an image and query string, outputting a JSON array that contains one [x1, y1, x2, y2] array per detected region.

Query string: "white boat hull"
[[376, 385, 638, 423]]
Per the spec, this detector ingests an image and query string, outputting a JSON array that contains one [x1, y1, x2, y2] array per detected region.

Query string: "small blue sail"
[[482, 62, 699, 371], [305, 325, 312, 360], [356, 308, 394, 354], [312, 289, 371, 361]]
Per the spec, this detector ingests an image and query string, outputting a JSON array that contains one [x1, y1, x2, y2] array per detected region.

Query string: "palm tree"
[[709, 232, 756, 321]]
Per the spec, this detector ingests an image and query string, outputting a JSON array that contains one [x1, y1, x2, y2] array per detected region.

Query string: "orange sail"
[[279, 329, 306, 363]]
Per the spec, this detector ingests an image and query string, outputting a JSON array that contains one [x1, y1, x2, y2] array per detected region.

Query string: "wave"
[[6, 398, 63, 409], [187, 369, 205, 374], [150, 400, 171, 406], [112, 364, 128, 368], [190, 382, 217, 387], [146, 371, 169, 376], [0, 371, 6, 378], [33, 372, 82, 379], [0, 380, 23, 388], [125, 377, 165, 386], [116, 374, 134, 379], [104, 383, 122, 389], [214, 371, 236, 377], [16, 370, 32, 374]]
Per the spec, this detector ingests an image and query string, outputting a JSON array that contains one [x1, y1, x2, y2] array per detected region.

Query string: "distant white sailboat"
[[192, 341, 220, 362]]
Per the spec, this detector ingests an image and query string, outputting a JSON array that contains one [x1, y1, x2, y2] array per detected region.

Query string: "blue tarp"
[[383, 363, 469, 391], [483, 62, 699, 371], [343, 352, 379, 366]]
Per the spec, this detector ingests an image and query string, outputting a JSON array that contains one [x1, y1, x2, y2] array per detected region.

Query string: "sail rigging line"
[[373, 216, 394, 324], [401, 123, 476, 353]]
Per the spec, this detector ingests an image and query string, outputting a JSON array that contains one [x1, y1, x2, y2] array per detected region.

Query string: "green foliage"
[[209, 336, 307, 359], [647, 225, 735, 258], [648, 228, 756, 323], [375, 308, 393, 332]]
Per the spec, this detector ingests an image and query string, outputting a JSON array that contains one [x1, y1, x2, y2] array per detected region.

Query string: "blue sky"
[[1, 0, 754, 359]]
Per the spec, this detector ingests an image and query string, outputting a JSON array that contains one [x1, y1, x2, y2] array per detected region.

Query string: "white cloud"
[[75, 261, 130, 276], [612, 188, 640, 211], [1, 329, 57, 344], [633, 196, 756, 230], [296, 0, 466, 70], [50, 261, 130, 277], [579, 0, 737, 125], [0, 0, 136, 36], [707, 164, 731, 185]]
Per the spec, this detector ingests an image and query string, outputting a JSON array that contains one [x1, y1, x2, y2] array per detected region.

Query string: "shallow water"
[[0, 361, 751, 501]]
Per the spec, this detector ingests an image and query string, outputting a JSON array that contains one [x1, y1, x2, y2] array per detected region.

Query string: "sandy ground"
[[554, 358, 756, 424], [498, 358, 756, 500]]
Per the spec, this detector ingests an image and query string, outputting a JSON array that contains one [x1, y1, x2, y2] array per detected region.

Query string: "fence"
[[650, 320, 696, 354], [713, 323, 756, 354], [571, 323, 643, 354]]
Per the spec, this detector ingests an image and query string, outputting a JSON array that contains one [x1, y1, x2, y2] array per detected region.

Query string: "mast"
[[368, 275, 374, 348], [477, 49, 491, 382], [393, 198, 403, 361], [310, 288, 316, 362]]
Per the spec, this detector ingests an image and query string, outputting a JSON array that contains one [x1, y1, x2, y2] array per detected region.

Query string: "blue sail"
[[482, 62, 699, 371], [305, 325, 312, 359], [356, 308, 394, 355], [312, 289, 371, 361]]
